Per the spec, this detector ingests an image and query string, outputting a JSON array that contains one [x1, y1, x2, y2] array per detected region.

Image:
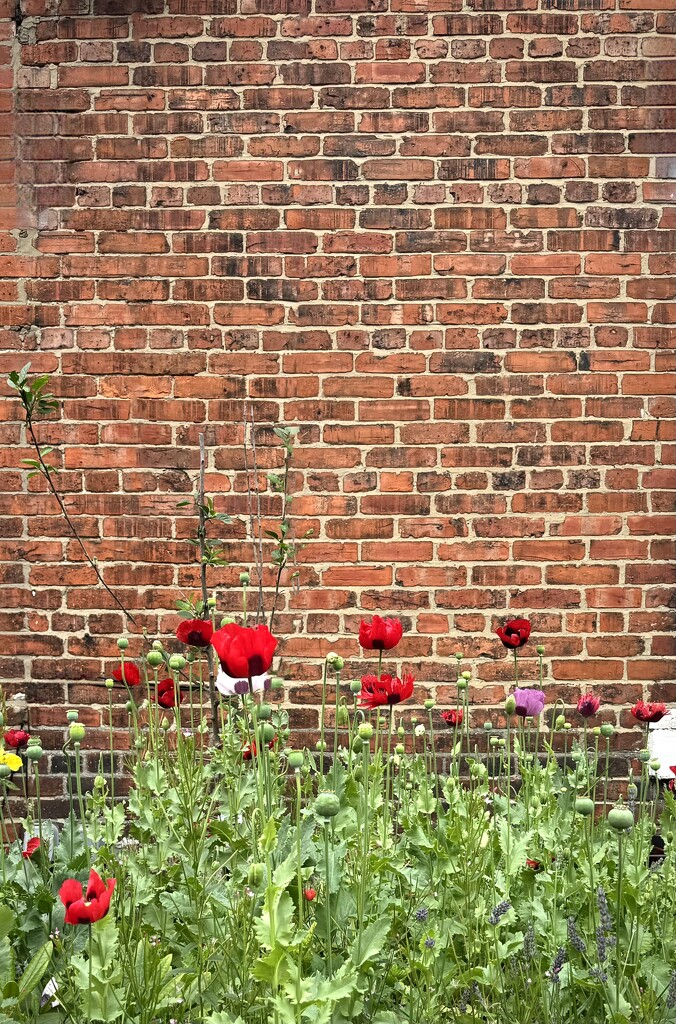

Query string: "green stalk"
[[615, 831, 624, 1016], [319, 659, 328, 778], [73, 744, 90, 869], [324, 822, 333, 977], [332, 669, 341, 788], [295, 770, 304, 927], [383, 705, 394, 849], [108, 688, 115, 804]]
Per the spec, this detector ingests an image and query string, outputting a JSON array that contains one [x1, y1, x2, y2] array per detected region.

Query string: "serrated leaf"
[[18, 940, 52, 1002], [351, 918, 390, 968]]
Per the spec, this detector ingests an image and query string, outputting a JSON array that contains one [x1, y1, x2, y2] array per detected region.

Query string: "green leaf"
[[18, 940, 52, 1002], [351, 918, 390, 968], [0, 908, 15, 942]]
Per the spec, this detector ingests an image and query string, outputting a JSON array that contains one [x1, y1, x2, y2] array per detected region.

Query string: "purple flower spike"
[[513, 687, 546, 719]]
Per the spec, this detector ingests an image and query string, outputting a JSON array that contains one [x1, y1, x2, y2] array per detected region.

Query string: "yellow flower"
[[0, 750, 22, 772]]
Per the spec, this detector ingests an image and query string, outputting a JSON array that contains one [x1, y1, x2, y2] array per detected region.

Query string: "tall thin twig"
[[248, 404, 266, 624], [198, 433, 219, 742]]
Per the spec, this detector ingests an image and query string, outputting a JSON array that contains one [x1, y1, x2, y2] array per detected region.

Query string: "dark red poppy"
[[22, 837, 41, 860], [359, 672, 415, 710], [669, 767, 676, 792], [155, 678, 182, 709], [211, 624, 278, 680], [496, 618, 531, 649], [113, 662, 141, 687], [631, 700, 668, 724], [359, 616, 403, 652], [59, 869, 116, 925], [441, 709, 463, 727], [303, 887, 316, 901], [242, 738, 275, 761], [176, 618, 213, 649], [526, 858, 541, 872], [577, 693, 600, 718], [4, 728, 30, 749]]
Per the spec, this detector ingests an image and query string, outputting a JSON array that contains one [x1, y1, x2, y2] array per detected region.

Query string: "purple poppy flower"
[[513, 688, 546, 718]]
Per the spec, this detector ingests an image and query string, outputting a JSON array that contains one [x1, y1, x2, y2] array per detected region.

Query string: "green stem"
[[383, 705, 394, 850], [332, 670, 341, 788], [319, 660, 328, 779], [73, 744, 90, 869], [295, 771, 304, 927], [324, 823, 333, 977], [108, 689, 115, 803]]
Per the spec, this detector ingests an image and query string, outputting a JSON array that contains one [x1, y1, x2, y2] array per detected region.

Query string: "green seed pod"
[[26, 746, 43, 762], [147, 651, 164, 668], [397, 726, 405, 739], [498, 737, 506, 747], [424, 699, 435, 711], [104, 677, 115, 690], [287, 750, 304, 770], [271, 677, 284, 691], [350, 680, 361, 694], [117, 637, 128, 651], [555, 715, 566, 731], [575, 797, 594, 817], [125, 700, 133, 713], [186, 650, 195, 664], [248, 862, 264, 887], [395, 743, 405, 755], [592, 726, 601, 737], [504, 695, 516, 715], [315, 792, 340, 819], [27, 735, 40, 747], [239, 572, 250, 585], [563, 722, 572, 731], [220, 616, 236, 627], [627, 783, 638, 800], [600, 723, 614, 738], [536, 645, 545, 655], [461, 670, 471, 681], [353, 765, 363, 781], [258, 703, 272, 721], [352, 736, 363, 754], [0, 713, 4, 728], [66, 710, 79, 723], [152, 640, 163, 651], [0, 764, 11, 779], [571, 750, 582, 764], [207, 596, 217, 608], [315, 740, 326, 751], [650, 758, 661, 772], [161, 717, 170, 731], [455, 652, 463, 662], [358, 723, 373, 741], [260, 723, 275, 744], [456, 678, 468, 691], [490, 736, 500, 747], [638, 749, 651, 764], [608, 806, 634, 831], [69, 723, 86, 743], [484, 721, 493, 731], [168, 655, 183, 671]]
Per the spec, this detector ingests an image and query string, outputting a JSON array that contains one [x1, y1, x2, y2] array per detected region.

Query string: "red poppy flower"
[[631, 700, 668, 724], [211, 624, 278, 680], [59, 869, 116, 925], [496, 618, 531, 649], [359, 616, 403, 652], [303, 887, 316, 901], [668, 767, 676, 792], [176, 618, 213, 649], [155, 678, 182, 709], [526, 858, 541, 872], [242, 738, 275, 761], [358, 672, 415, 710], [22, 837, 41, 860], [441, 709, 463, 727], [4, 728, 30, 749], [113, 662, 141, 687], [577, 693, 600, 719]]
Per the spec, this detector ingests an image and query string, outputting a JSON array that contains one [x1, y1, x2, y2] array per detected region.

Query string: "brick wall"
[[2, 0, 675, 815]]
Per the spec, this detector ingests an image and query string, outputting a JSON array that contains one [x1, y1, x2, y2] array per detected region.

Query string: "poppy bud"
[[608, 806, 634, 831], [160, 718, 169, 731], [258, 704, 272, 721], [125, 701, 133, 713], [94, 775, 105, 789], [337, 704, 349, 726], [26, 746, 43, 761], [395, 743, 405, 754], [315, 740, 326, 751], [0, 713, 3, 727], [67, 710, 79, 722], [349, 680, 361, 694], [186, 650, 195, 663], [575, 797, 594, 817], [260, 723, 275, 744], [0, 765, 11, 778], [248, 863, 264, 886], [536, 645, 545, 655], [627, 783, 638, 800], [315, 792, 340, 819], [271, 678, 284, 691], [555, 715, 566, 730], [358, 723, 373, 740], [424, 700, 435, 711], [239, 572, 250, 585], [455, 652, 463, 662], [147, 651, 164, 668], [650, 758, 661, 772], [571, 750, 582, 764], [152, 640, 163, 651], [69, 723, 85, 743], [638, 749, 651, 763], [105, 677, 115, 690], [207, 596, 217, 608], [600, 723, 614, 738], [505, 696, 516, 715], [592, 726, 601, 737], [117, 638, 128, 650], [303, 887, 316, 901], [288, 750, 304, 770], [352, 737, 363, 754]]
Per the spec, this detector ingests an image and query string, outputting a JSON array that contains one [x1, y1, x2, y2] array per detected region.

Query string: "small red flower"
[[358, 672, 415, 710], [359, 616, 403, 652], [303, 887, 316, 901], [496, 618, 531, 649], [113, 663, 141, 687], [669, 767, 676, 792], [4, 728, 30, 749], [441, 709, 463, 727], [577, 693, 600, 718], [59, 869, 116, 925], [631, 700, 668, 724], [176, 618, 214, 649], [155, 678, 182, 709], [211, 624, 278, 680], [242, 739, 275, 761], [526, 858, 541, 872], [22, 837, 41, 860]]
